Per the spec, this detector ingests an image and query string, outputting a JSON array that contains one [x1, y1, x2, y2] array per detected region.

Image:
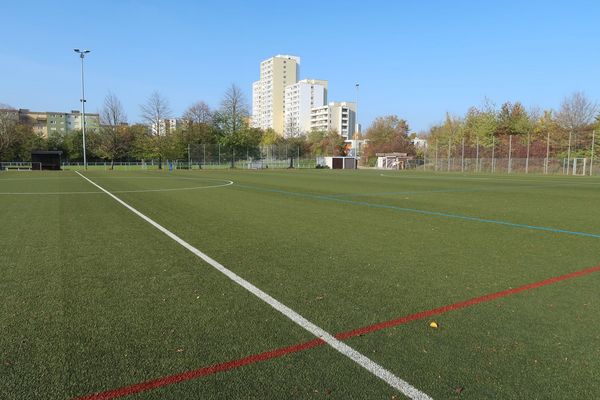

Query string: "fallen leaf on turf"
[[454, 386, 464, 394]]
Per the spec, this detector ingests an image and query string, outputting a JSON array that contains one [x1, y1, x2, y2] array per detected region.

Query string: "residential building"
[[310, 102, 356, 139], [284, 79, 327, 136], [411, 137, 428, 148], [4, 109, 100, 138], [251, 55, 300, 134], [150, 118, 178, 136]]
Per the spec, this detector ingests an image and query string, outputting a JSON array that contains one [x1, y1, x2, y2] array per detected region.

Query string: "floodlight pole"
[[74, 49, 90, 170]]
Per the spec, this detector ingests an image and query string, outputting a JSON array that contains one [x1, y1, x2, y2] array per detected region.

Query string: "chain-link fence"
[[420, 133, 598, 176], [186, 144, 336, 169]]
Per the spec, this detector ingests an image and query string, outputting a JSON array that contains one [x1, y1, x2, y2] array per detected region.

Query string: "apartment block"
[[310, 102, 356, 139], [4, 109, 100, 138], [150, 118, 179, 136], [251, 55, 300, 134], [284, 79, 327, 136]]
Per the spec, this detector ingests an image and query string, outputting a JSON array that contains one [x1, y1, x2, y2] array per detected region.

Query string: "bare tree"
[[556, 92, 598, 173], [140, 91, 172, 169], [101, 92, 127, 126], [215, 84, 248, 135], [182, 101, 212, 124], [98, 93, 129, 169], [556, 92, 598, 132], [140, 91, 172, 136]]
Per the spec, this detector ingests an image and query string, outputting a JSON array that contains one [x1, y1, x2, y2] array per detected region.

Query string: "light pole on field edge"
[[74, 49, 90, 170]]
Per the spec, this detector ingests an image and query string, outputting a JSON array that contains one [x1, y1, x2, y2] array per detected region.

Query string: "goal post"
[[571, 158, 588, 176]]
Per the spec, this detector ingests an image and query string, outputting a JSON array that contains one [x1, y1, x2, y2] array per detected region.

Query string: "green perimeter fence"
[[412, 133, 599, 176]]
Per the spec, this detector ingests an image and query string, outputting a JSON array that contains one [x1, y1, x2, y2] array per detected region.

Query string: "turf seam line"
[[234, 183, 600, 239], [74, 171, 432, 400], [74, 263, 600, 400]]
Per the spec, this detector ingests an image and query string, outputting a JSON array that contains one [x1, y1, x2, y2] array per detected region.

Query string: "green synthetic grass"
[[1, 169, 599, 399]]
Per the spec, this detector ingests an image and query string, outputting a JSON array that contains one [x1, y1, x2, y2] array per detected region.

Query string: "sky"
[[1, 0, 599, 133]]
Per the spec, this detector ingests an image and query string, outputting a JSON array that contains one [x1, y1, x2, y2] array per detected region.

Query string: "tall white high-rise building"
[[284, 79, 328, 136], [251, 55, 300, 134], [310, 102, 356, 139]]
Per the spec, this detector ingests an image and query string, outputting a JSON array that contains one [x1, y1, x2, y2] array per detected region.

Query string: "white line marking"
[[0, 179, 233, 195], [75, 171, 432, 400]]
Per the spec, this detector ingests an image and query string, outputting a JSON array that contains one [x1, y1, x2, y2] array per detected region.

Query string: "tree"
[[180, 100, 218, 147], [182, 101, 212, 124], [4, 123, 45, 161], [140, 91, 172, 168], [96, 93, 130, 169], [0, 110, 17, 160], [307, 129, 345, 156], [496, 102, 531, 137], [364, 115, 414, 160], [556, 92, 598, 170], [140, 91, 172, 136], [556, 92, 598, 133], [214, 84, 249, 136], [463, 106, 497, 147], [260, 128, 283, 146]]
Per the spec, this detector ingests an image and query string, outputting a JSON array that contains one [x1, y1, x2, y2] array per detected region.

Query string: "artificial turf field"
[[1, 168, 599, 400]]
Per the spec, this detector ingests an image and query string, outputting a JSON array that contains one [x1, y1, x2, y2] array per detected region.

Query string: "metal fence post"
[[461, 137, 465, 173], [508, 135, 512, 174], [491, 136, 495, 173], [545, 131, 550, 174], [447, 137, 452, 172], [434, 140, 438, 171], [525, 133, 530, 174], [476, 136, 480, 172], [566, 130, 572, 175], [591, 130, 596, 176]]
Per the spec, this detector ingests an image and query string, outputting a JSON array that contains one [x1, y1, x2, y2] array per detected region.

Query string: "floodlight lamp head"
[[74, 48, 80, 53]]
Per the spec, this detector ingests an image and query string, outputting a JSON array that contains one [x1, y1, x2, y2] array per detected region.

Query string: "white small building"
[[317, 156, 357, 169]]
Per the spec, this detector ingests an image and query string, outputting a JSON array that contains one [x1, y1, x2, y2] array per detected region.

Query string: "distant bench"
[[2, 165, 32, 171]]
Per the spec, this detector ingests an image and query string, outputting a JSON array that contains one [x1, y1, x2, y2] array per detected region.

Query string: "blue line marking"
[[234, 183, 600, 239]]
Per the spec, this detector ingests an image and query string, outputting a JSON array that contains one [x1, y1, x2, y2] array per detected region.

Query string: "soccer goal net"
[[572, 158, 588, 176]]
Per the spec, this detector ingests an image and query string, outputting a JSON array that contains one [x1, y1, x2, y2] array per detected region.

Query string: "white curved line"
[[0, 180, 234, 195]]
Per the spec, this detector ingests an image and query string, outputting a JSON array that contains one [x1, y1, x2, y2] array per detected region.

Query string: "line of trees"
[[3, 89, 598, 167], [423, 92, 600, 161], [0, 84, 365, 167]]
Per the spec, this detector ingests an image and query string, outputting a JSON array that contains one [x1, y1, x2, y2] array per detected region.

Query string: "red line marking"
[[75, 264, 600, 400], [76, 339, 324, 400]]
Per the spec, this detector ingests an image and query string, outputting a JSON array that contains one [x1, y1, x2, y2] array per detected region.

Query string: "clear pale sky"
[[1, 0, 598, 132]]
